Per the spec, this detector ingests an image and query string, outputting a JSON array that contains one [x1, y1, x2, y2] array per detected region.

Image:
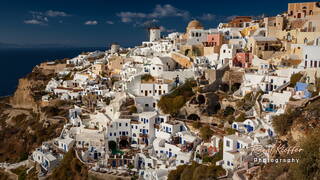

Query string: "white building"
[[32, 148, 59, 172], [221, 134, 253, 170]]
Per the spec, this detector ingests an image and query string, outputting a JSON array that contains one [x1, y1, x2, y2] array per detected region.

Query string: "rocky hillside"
[[0, 67, 70, 163], [257, 97, 320, 180]]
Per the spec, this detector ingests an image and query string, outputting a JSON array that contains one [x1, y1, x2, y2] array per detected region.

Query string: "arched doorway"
[[119, 139, 129, 149], [197, 94, 206, 105]]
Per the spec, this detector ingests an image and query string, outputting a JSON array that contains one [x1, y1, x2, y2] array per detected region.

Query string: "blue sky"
[[0, 0, 311, 47]]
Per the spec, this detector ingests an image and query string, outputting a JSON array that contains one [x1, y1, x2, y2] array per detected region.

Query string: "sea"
[[0, 47, 105, 97]]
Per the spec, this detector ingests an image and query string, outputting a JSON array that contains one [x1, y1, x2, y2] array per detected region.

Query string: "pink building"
[[203, 33, 223, 47], [233, 52, 253, 68]]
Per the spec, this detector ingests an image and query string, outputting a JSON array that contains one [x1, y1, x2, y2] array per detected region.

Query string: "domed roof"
[[187, 20, 203, 29]]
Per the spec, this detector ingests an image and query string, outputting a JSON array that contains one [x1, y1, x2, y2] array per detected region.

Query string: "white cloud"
[[45, 10, 70, 17], [117, 12, 147, 23], [159, 26, 176, 33], [24, 19, 44, 25], [199, 13, 216, 21], [106, 20, 114, 25], [84, 20, 98, 25], [149, 4, 189, 19], [25, 10, 70, 25], [117, 4, 190, 23]]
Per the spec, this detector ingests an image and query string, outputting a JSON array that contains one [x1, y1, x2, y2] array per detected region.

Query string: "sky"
[[0, 0, 312, 47]]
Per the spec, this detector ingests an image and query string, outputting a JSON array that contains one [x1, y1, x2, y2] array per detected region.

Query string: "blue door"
[[247, 125, 253, 132], [112, 160, 116, 167], [237, 142, 240, 149], [169, 152, 172, 157]]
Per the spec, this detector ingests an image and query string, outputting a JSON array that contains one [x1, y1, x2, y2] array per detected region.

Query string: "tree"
[[235, 112, 246, 122], [82, 94, 97, 112], [200, 125, 213, 141], [289, 73, 303, 87]]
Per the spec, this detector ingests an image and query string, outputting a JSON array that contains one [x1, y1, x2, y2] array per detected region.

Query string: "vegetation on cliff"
[[168, 162, 225, 180], [260, 98, 320, 179], [48, 149, 88, 180], [158, 79, 197, 116]]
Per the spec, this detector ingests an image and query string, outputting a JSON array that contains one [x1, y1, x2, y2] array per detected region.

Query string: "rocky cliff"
[[0, 66, 69, 163], [10, 67, 54, 111]]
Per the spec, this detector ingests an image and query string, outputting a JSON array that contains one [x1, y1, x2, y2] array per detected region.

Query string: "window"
[[119, 123, 121, 127], [126, 123, 128, 126], [110, 133, 112, 136], [226, 140, 230, 147], [305, 54, 308, 59], [114, 133, 116, 136]]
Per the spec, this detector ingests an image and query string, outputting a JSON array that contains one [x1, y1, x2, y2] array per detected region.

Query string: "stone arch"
[[187, 113, 200, 121], [119, 139, 129, 149], [231, 83, 241, 92], [197, 94, 206, 105], [185, 49, 191, 56], [223, 106, 235, 116]]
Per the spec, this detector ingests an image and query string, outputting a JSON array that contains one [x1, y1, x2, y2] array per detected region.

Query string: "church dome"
[[187, 20, 203, 30]]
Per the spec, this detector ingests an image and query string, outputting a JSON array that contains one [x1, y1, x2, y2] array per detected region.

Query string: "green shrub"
[[192, 121, 202, 129], [200, 125, 213, 141], [158, 79, 196, 116]]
